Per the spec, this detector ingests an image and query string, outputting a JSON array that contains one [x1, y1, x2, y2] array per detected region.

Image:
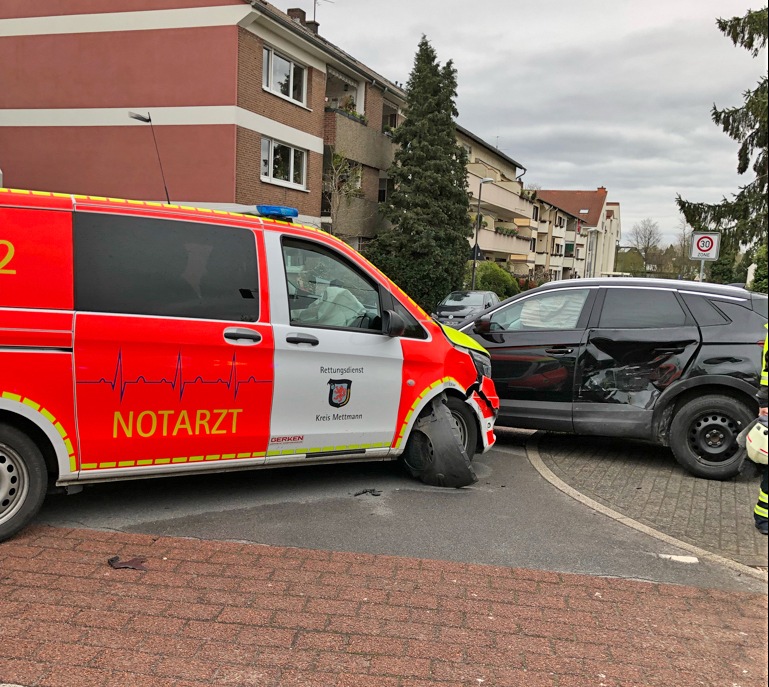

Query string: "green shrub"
[[464, 261, 520, 299]]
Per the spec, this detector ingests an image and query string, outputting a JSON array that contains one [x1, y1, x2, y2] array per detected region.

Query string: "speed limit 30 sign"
[[690, 232, 721, 261]]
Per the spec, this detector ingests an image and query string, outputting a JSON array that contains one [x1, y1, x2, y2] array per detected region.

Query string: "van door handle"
[[545, 347, 573, 355], [223, 327, 262, 344], [656, 347, 685, 354], [286, 333, 319, 346]]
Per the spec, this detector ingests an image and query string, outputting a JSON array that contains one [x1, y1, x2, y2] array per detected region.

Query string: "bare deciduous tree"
[[628, 218, 663, 267], [323, 149, 362, 235]]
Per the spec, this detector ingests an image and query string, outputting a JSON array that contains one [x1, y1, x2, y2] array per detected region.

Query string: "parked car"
[[433, 290, 500, 324], [459, 277, 768, 479]]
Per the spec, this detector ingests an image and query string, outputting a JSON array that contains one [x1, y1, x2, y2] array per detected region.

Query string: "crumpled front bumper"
[[467, 375, 499, 451]]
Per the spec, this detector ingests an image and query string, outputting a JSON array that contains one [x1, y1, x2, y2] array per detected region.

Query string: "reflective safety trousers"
[[755, 467, 768, 524]]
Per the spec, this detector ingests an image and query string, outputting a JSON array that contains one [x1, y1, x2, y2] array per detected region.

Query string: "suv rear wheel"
[[669, 395, 753, 479], [0, 424, 48, 542]]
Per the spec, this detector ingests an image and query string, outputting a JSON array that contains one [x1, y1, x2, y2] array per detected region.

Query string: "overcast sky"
[[269, 0, 765, 246]]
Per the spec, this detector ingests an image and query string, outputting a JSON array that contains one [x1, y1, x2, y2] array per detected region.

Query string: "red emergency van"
[[0, 188, 499, 541]]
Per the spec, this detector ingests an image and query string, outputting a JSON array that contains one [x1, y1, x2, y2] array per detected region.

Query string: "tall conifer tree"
[[365, 36, 471, 312], [676, 7, 767, 246]]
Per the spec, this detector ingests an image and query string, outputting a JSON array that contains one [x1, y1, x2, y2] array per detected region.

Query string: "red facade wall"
[[0, 3, 329, 213], [0, 125, 237, 202], [0, 26, 239, 109], [0, 0, 244, 19]]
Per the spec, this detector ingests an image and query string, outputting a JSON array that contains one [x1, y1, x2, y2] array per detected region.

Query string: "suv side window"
[[681, 293, 730, 326], [599, 288, 686, 328], [282, 239, 381, 330], [489, 288, 590, 331], [74, 213, 259, 321]]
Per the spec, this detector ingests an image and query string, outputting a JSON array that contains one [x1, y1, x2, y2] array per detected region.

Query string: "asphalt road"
[[36, 429, 766, 593]]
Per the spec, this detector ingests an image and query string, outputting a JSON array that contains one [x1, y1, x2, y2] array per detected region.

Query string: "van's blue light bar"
[[255, 205, 299, 219]]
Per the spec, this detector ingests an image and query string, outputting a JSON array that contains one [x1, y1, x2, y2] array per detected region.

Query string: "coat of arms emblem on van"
[[327, 379, 352, 408]]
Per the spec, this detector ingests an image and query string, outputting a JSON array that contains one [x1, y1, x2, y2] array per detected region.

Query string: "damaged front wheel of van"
[[402, 394, 478, 488], [0, 425, 48, 542]]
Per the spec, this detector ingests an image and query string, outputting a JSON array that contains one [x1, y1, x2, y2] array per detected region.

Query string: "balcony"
[[467, 170, 533, 219], [511, 221, 533, 239], [552, 223, 566, 239], [325, 109, 394, 170], [475, 225, 523, 253], [549, 254, 564, 268]]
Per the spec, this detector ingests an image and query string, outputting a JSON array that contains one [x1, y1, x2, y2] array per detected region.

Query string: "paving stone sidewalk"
[[0, 525, 767, 687], [536, 433, 769, 569]]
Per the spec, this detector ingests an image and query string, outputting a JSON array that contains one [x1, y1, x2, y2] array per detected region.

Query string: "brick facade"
[[235, 127, 321, 215], [0, 2, 406, 230], [237, 28, 325, 138]]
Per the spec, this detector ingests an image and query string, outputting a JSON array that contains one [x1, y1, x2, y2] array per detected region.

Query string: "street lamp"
[[471, 177, 494, 290], [585, 228, 599, 278], [128, 111, 171, 204]]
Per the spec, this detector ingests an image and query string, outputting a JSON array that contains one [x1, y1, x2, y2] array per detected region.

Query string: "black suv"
[[459, 278, 768, 479]]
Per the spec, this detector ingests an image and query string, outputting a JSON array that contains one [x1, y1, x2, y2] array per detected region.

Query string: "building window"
[[529, 238, 536, 252], [261, 138, 307, 189], [532, 206, 539, 222], [378, 177, 391, 203], [263, 46, 306, 105]]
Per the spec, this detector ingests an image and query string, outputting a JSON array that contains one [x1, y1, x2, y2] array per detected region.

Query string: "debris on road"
[[107, 555, 148, 571], [354, 488, 382, 497]]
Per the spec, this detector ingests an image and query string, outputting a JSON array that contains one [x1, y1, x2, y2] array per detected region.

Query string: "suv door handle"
[[223, 327, 262, 344], [545, 347, 574, 355], [286, 333, 319, 346]]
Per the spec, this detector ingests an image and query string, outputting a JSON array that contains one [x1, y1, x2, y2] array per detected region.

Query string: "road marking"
[[658, 554, 699, 564]]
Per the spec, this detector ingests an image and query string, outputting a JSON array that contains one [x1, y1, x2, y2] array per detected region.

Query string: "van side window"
[[391, 299, 428, 339], [282, 239, 381, 330], [74, 213, 259, 322]]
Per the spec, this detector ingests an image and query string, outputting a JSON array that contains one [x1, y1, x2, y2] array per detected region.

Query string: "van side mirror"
[[382, 310, 406, 337], [473, 315, 492, 334]]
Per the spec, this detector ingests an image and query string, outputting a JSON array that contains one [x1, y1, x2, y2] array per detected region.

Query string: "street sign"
[[469, 244, 484, 261], [690, 232, 721, 261]]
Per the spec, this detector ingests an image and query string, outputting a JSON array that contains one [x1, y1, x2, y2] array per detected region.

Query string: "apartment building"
[[459, 129, 595, 282], [0, 0, 405, 237], [0, 1, 620, 279], [537, 188, 621, 278], [458, 127, 535, 276]]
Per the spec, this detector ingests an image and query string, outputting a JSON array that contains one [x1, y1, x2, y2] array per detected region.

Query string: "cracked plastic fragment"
[[403, 394, 478, 488]]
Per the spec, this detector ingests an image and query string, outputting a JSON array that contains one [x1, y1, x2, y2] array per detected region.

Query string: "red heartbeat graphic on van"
[[78, 350, 269, 402]]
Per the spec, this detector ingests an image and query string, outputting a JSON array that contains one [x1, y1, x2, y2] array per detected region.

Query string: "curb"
[[522, 431, 769, 584]]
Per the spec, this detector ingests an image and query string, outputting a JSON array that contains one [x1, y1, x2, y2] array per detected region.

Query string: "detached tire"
[[446, 396, 478, 460], [669, 395, 753, 480], [0, 424, 48, 542]]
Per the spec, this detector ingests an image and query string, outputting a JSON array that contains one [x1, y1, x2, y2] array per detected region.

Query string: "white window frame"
[[261, 137, 308, 190], [263, 45, 307, 106]]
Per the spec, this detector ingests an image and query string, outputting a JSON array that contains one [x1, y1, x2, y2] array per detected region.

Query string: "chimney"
[[286, 8, 319, 34], [287, 8, 306, 23]]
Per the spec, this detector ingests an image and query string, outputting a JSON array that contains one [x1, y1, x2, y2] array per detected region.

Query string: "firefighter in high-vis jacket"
[[754, 325, 768, 535]]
